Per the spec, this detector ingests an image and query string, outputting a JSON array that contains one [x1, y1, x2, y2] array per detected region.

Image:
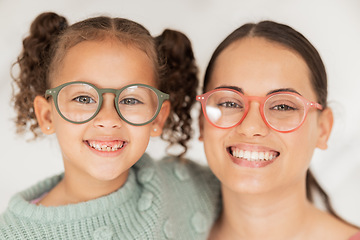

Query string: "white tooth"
[[236, 149, 240, 158], [106, 146, 111, 152], [232, 148, 237, 158], [264, 152, 269, 161], [239, 150, 244, 158], [259, 152, 265, 160], [244, 151, 251, 160], [251, 152, 259, 161]]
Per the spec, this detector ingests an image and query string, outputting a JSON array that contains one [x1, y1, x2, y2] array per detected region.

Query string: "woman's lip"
[[226, 143, 278, 153], [229, 154, 276, 168], [226, 143, 280, 168]]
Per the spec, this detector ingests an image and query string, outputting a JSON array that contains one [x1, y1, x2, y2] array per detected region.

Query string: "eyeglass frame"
[[196, 88, 323, 133], [45, 81, 169, 126]]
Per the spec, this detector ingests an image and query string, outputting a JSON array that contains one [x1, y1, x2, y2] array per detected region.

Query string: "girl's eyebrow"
[[215, 85, 302, 96]]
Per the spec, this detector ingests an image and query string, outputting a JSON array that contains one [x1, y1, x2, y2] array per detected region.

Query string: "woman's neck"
[[211, 181, 317, 240]]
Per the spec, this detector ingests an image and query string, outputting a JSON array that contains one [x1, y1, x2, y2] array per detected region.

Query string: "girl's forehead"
[[52, 39, 157, 88]]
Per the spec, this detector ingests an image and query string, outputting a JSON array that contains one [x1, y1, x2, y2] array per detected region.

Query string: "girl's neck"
[[211, 181, 317, 240], [39, 169, 129, 206]]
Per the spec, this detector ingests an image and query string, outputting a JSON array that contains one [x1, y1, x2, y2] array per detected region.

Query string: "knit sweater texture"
[[0, 154, 220, 240]]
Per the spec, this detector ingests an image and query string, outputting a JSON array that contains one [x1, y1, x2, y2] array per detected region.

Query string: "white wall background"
[[1, 0, 359, 226]]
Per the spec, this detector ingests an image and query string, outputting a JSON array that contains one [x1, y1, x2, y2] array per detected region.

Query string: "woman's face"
[[200, 37, 332, 195]]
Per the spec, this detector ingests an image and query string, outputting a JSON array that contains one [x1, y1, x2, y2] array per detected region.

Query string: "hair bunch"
[[12, 12, 68, 137], [155, 29, 199, 157]]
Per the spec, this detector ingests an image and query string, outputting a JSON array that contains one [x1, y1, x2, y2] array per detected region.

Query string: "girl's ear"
[[316, 108, 333, 150], [34, 96, 55, 134], [151, 100, 170, 137]]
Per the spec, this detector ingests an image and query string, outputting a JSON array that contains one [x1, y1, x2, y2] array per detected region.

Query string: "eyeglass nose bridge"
[[244, 95, 267, 110], [94, 88, 122, 118], [97, 88, 118, 95]]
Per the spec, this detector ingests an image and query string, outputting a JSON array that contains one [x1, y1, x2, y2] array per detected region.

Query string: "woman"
[[197, 20, 360, 239]]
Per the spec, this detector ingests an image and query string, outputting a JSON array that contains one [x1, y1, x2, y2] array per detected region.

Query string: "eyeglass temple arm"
[[308, 102, 323, 110]]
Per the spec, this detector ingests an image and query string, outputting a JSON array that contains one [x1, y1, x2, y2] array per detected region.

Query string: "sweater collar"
[[8, 166, 140, 222]]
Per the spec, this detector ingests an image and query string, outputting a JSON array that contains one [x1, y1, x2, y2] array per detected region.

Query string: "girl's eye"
[[271, 104, 296, 111], [218, 101, 242, 108], [120, 98, 143, 105], [73, 96, 96, 104]]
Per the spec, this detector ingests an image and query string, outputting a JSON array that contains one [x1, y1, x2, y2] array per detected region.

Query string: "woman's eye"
[[120, 98, 143, 105], [272, 104, 296, 111], [218, 101, 242, 108], [73, 96, 95, 104]]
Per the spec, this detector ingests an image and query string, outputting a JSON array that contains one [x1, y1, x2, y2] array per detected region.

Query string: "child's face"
[[40, 39, 165, 186], [200, 37, 332, 195]]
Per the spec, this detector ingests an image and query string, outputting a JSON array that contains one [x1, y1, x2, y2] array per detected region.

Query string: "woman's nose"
[[235, 102, 269, 137]]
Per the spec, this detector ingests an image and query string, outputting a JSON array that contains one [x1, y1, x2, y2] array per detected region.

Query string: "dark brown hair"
[[155, 29, 199, 156], [202, 21, 344, 221], [12, 12, 199, 156]]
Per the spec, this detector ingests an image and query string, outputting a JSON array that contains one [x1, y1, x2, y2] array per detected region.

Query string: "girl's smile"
[[86, 140, 126, 152], [84, 138, 127, 157]]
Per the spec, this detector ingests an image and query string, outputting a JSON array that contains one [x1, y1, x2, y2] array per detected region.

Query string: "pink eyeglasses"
[[196, 88, 323, 133]]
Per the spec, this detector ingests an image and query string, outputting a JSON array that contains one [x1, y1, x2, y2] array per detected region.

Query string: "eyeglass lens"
[[204, 90, 306, 131], [57, 83, 159, 124]]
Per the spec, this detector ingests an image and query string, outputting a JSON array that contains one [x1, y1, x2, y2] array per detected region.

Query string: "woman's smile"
[[227, 143, 280, 168]]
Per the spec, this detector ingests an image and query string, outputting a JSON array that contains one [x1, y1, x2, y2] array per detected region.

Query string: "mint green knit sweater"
[[0, 154, 220, 239]]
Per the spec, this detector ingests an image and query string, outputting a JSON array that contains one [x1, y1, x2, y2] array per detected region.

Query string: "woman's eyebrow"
[[215, 85, 244, 94], [266, 88, 302, 96], [215, 86, 301, 96]]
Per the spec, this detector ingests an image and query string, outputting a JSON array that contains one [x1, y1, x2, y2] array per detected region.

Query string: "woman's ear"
[[34, 96, 55, 134], [198, 113, 204, 142], [151, 100, 170, 137], [316, 108, 333, 150]]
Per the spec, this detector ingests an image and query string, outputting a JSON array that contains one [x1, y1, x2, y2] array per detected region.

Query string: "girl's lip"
[[83, 138, 128, 157]]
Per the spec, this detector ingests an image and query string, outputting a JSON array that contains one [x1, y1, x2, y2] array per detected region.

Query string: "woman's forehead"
[[207, 37, 314, 98]]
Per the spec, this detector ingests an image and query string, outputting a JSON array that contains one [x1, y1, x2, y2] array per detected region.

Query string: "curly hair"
[[155, 29, 199, 157], [11, 12, 199, 157], [12, 12, 68, 137]]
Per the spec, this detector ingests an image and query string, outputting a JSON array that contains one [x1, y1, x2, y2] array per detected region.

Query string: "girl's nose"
[[235, 102, 269, 137], [93, 94, 122, 129]]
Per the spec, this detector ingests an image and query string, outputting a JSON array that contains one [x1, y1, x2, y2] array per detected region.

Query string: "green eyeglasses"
[[45, 81, 169, 126]]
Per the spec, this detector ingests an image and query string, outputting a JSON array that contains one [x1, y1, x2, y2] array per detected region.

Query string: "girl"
[[197, 20, 360, 239], [0, 12, 219, 239]]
